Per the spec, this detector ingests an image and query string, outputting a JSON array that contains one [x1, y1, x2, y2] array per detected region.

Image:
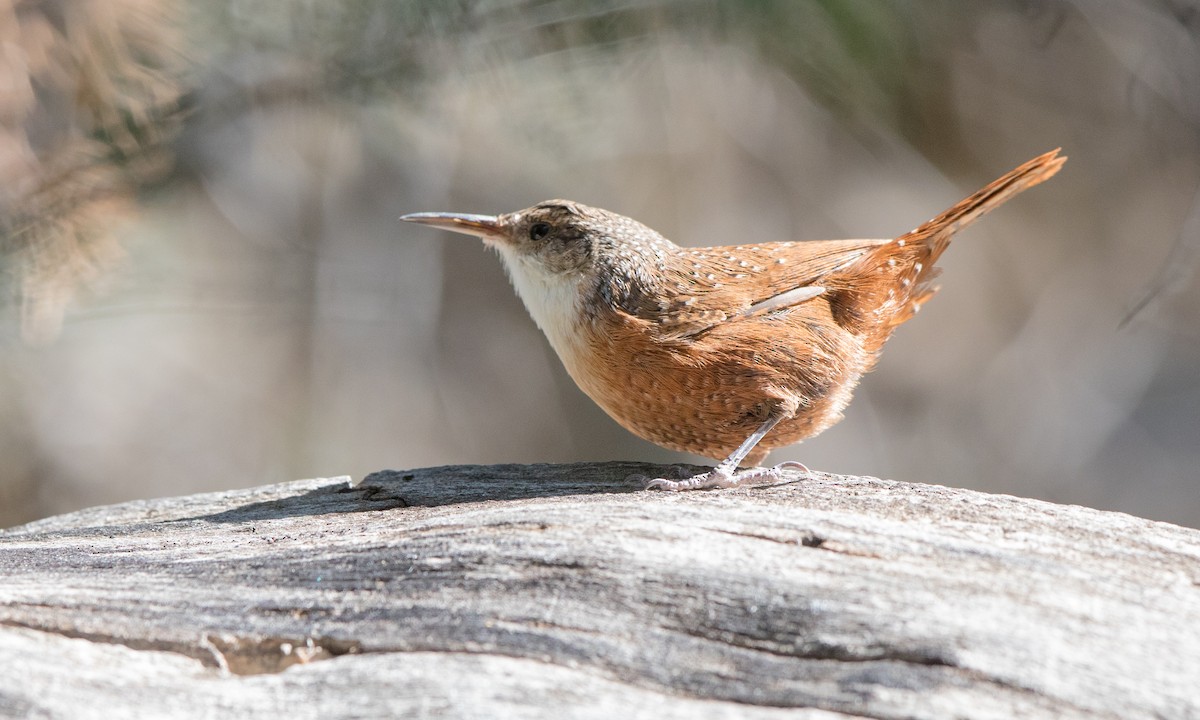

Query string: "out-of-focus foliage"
[[2, 0, 1198, 528], [0, 0, 186, 342]]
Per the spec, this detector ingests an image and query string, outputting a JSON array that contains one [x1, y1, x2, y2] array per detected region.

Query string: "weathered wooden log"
[[1, 463, 1198, 719]]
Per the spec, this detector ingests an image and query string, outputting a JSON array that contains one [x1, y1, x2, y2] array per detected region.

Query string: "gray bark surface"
[[1, 462, 1198, 719]]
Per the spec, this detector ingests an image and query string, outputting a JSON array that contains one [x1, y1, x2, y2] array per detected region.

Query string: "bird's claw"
[[643, 462, 810, 491]]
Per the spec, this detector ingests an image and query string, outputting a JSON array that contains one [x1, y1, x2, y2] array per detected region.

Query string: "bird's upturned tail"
[[824, 149, 1065, 354], [885, 148, 1066, 326], [904, 149, 1066, 250]]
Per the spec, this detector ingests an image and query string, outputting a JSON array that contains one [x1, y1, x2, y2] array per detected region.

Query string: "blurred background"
[[1, 0, 1198, 528]]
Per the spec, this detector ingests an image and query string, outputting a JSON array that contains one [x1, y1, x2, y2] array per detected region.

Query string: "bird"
[[401, 149, 1066, 490]]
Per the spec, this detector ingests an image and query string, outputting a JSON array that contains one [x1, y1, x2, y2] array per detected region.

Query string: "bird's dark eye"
[[529, 222, 551, 241]]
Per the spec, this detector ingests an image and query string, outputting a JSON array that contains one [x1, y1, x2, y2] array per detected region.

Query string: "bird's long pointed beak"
[[400, 212, 505, 240]]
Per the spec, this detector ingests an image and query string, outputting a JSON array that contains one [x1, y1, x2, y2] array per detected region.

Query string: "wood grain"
[[2, 463, 1198, 719]]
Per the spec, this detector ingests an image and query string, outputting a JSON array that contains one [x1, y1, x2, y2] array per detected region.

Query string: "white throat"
[[496, 249, 590, 369]]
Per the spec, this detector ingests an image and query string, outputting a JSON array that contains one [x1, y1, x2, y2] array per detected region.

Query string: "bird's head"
[[401, 200, 609, 277], [402, 200, 674, 346]]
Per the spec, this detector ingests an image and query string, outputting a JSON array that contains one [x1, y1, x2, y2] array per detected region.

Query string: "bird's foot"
[[627, 465, 692, 486], [644, 461, 810, 491]]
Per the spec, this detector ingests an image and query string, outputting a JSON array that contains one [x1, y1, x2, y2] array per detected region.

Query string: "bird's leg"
[[644, 404, 810, 491]]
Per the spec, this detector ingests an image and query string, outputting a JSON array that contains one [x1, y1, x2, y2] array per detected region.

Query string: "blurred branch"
[[1121, 183, 1200, 328], [1067, 0, 1200, 326]]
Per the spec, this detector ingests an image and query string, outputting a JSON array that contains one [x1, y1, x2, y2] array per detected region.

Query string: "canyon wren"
[[402, 150, 1065, 490]]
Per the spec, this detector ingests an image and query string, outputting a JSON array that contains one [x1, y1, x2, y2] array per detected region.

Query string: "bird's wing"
[[640, 238, 890, 340]]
